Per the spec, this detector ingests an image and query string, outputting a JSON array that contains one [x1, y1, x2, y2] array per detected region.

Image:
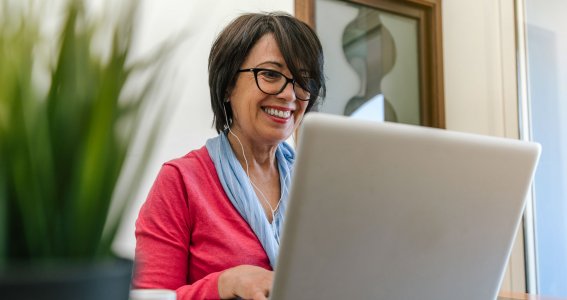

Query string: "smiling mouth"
[[263, 107, 292, 118]]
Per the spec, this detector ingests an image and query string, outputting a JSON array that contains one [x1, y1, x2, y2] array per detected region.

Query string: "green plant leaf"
[[1, 0, 177, 262]]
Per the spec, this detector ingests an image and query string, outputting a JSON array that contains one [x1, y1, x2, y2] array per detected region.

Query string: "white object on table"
[[129, 289, 176, 300]]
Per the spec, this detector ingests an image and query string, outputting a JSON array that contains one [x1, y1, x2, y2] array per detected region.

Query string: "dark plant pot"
[[0, 257, 132, 300]]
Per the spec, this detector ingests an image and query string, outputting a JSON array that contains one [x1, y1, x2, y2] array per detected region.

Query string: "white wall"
[[113, 0, 294, 258], [443, 0, 519, 137], [442, 0, 523, 292]]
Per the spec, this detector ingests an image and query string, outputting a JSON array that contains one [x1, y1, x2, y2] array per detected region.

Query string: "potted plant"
[[0, 0, 172, 298]]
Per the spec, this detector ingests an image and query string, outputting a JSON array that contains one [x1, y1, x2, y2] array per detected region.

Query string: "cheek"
[[229, 92, 256, 117], [293, 103, 308, 126], [297, 102, 309, 116]]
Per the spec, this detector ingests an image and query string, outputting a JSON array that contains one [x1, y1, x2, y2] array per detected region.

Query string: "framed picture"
[[296, 0, 445, 128]]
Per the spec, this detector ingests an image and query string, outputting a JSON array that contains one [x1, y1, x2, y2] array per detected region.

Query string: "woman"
[[133, 12, 325, 300]]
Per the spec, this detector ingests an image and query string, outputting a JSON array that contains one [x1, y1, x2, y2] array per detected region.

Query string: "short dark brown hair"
[[208, 12, 326, 133]]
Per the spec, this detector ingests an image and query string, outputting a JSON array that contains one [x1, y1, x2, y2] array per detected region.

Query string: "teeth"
[[264, 107, 291, 118]]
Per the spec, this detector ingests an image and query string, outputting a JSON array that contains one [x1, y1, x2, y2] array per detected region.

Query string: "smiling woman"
[[132, 12, 326, 300]]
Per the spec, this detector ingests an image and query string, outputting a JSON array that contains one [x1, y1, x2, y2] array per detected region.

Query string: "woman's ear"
[[225, 81, 235, 100], [223, 85, 232, 105]]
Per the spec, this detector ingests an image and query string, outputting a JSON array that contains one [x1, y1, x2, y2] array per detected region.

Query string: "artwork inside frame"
[[295, 0, 445, 128]]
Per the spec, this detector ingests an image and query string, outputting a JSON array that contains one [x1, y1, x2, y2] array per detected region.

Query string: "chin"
[[265, 131, 293, 145]]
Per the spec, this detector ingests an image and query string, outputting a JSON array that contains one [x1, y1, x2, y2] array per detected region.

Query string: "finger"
[[252, 290, 268, 300]]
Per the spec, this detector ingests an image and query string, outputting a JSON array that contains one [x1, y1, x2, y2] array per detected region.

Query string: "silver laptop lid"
[[271, 113, 540, 300]]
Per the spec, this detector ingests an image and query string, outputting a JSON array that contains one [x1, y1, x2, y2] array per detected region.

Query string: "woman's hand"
[[218, 265, 274, 300]]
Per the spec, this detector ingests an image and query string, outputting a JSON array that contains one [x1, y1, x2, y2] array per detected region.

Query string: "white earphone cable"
[[223, 102, 288, 222]]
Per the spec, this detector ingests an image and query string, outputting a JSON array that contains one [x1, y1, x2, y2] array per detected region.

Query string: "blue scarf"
[[205, 133, 294, 268]]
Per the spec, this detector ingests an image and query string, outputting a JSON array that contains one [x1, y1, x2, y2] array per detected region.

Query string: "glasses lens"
[[256, 69, 285, 95], [293, 83, 311, 101]]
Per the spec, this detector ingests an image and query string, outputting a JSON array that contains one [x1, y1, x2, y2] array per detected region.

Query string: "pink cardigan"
[[132, 146, 271, 299]]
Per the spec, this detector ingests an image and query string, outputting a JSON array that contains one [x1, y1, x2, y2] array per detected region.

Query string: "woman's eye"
[[259, 70, 282, 81]]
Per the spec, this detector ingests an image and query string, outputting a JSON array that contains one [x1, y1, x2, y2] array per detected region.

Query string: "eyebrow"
[[255, 61, 311, 78], [256, 61, 285, 68]]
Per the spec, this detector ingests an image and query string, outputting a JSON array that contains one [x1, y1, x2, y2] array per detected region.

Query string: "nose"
[[277, 80, 297, 102]]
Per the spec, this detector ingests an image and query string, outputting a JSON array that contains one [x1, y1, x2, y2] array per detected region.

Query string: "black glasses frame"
[[237, 68, 311, 101]]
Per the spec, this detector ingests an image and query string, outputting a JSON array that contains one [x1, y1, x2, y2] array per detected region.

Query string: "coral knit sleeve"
[[132, 146, 271, 300]]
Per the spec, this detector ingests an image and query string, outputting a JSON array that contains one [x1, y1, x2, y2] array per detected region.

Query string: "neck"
[[224, 128, 284, 223], [226, 129, 278, 174]]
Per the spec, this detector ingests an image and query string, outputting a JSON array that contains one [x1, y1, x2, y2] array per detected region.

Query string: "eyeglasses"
[[237, 68, 312, 101]]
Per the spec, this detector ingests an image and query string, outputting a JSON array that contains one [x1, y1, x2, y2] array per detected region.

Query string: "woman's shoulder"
[[163, 146, 213, 173]]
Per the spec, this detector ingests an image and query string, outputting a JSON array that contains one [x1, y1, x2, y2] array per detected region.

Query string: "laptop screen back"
[[271, 113, 540, 300]]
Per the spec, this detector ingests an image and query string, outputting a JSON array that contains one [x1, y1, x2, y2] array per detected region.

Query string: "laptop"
[[270, 113, 540, 300]]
